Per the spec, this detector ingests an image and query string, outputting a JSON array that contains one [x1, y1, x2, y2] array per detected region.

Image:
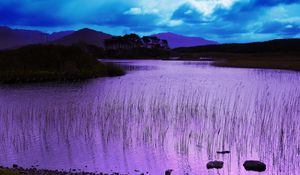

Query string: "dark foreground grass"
[[0, 168, 18, 175], [0, 45, 125, 83]]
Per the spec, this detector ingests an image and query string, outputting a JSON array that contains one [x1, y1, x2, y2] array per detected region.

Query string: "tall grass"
[[0, 64, 299, 174]]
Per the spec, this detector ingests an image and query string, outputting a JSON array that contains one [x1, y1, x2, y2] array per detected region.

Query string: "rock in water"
[[206, 161, 224, 169], [165, 169, 173, 175], [217, 151, 230, 154], [243, 160, 266, 172]]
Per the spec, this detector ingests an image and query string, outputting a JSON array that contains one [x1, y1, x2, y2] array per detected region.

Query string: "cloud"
[[259, 21, 300, 36], [0, 0, 300, 43], [124, 8, 143, 15], [0, 0, 67, 26], [252, 0, 300, 7], [187, 0, 236, 15], [124, 7, 159, 15], [171, 2, 214, 24]]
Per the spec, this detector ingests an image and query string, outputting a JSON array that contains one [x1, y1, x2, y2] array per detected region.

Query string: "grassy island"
[[0, 44, 125, 83]]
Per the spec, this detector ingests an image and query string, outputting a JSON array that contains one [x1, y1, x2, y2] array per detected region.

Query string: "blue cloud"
[[171, 3, 206, 24], [259, 21, 285, 33], [0, 0, 159, 32], [259, 21, 300, 36], [0, 0, 300, 43], [92, 12, 160, 32], [168, 0, 300, 42], [0, 0, 69, 26], [252, 0, 300, 7]]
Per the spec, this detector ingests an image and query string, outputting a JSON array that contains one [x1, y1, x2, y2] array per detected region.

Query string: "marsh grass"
[[0, 63, 299, 174]]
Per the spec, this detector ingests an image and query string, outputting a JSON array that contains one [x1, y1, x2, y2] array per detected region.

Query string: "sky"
[[0, 0, 300, 43]]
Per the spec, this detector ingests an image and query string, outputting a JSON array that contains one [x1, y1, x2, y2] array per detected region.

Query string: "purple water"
[[0, 60, 300, 175]]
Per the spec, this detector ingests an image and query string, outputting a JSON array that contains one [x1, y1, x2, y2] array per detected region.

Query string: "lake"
[[0, 60, 300, 175]]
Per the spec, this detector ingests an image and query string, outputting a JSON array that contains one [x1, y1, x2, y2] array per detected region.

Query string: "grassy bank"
[[0, 45, 125, 83], [172, 39, 300, 71]]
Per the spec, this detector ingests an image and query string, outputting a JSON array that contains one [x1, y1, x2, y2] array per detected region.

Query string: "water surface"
[[0, 60, 300, 175]]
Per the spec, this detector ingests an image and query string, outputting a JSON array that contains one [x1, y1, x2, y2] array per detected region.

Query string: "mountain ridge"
[[0, 26, 47, 50], [0, 26, 218, 50], [52, 28, 113, 48], [48, 31, 75, 41], [152, 32, 218, 48]]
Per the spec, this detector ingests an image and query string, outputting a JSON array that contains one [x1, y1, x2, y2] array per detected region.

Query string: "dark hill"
[[0, 26, 75, 50], [48, 31, 75, 41], [0, 26, 47, 50], [53, 28, 113, 48], [153, 32, 218, 48]]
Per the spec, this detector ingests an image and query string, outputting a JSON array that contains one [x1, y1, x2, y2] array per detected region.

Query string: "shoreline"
[[0, 164, 174, 175], [163, 53, 300, 71], [0, 165, 130, 175]]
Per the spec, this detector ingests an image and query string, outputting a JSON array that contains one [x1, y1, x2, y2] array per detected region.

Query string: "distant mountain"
[[48, 31, 74, 41], [52, 28, 113, 47], [0, 26, 76, 50], [1, 27, 220, 50], [152, 32, 218, 48], [0, 26, 47, 50]]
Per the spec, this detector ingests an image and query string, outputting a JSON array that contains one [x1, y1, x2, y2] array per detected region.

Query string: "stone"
[[12, 164, 18, 169], [165, 169, 173, 175], [206, 161, 224, 169], [243, 160, 266, 172], [216, 151, 230, 154]]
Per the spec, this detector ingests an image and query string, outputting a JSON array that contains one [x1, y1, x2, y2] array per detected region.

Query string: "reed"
[[0, 65, 299, 174]]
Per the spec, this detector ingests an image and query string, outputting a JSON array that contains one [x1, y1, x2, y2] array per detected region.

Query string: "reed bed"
[[0, 62, 299, 175]]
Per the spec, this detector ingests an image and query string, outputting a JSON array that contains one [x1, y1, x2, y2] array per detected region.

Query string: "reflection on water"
[[0, 60, 300, 175]]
